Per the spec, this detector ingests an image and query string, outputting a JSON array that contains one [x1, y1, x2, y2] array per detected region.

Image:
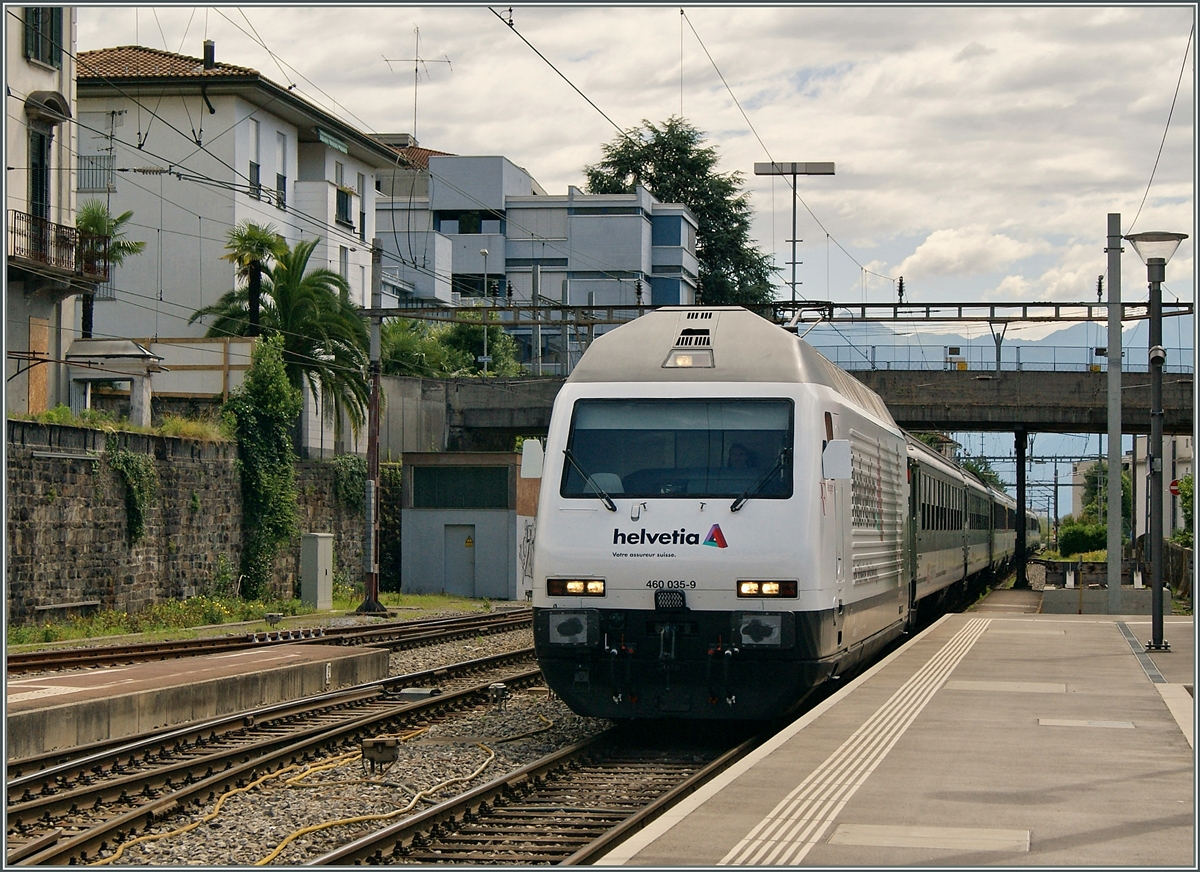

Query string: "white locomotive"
[[529, 307, 1038, 720]]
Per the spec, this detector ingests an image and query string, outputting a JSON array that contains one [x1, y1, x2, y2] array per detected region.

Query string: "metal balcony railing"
[[8, 209, 109, 282]]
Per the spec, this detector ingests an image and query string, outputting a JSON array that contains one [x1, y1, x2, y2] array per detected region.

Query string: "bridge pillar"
[[1014, 428, 1028, 588]]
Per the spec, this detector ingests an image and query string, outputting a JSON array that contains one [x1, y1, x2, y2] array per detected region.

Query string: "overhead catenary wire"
[[680, 10, 894, 291], [1126, 22, 1194, 235]]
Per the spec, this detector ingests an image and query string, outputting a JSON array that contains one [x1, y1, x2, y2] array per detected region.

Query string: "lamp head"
[[1123, 231, 1187, 266], [479, 248, 489, 257]]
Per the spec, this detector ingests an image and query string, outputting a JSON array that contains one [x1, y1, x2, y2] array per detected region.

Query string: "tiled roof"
[[77, 45, 260, 80], [388, 145, 453, 169]]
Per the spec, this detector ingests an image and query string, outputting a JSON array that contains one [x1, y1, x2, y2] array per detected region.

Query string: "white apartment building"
[[74, 42, 399, 455], [1130, 434, 1193, 540], [375, 144, 700, 372], [6, 6, 105, 414]]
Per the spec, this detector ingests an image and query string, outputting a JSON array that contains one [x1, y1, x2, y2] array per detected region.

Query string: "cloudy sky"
[[75, 3, 1196, 317]]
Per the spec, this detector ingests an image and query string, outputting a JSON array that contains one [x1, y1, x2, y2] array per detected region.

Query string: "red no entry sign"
[[1169, 479, 1181, 496]]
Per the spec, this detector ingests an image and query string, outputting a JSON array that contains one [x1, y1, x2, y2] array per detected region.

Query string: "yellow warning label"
[[464, 536, 474, 547]]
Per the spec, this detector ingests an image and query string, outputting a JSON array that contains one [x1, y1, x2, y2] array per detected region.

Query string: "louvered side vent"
[[686, 311, 715, 320], [674, 328, 711, 347]]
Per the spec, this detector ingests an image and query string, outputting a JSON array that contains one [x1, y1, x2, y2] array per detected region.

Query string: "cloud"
[[73, 4, 1194, 304], [953, 41, 995, 62], [893, 228, 1042, 280]]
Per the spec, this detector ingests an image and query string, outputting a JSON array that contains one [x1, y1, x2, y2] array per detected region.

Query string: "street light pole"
[[1105, 214, 1122, 615], [480, 248, 489, 377], [357, 238, 385, 615], [753, 162, 835, 302], [1124, 230, 1188, 651]]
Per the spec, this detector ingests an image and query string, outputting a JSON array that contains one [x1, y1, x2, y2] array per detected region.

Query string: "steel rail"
[[7, 648, 534, 788], [11, 663, 544, 866], [5, 609, 530, 674], [307, 727, 767, 866]]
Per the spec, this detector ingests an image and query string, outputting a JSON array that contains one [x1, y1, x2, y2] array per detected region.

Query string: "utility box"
[[301, 533, 334, 610]]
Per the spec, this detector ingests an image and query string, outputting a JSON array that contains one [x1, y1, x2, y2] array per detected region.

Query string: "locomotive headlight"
[[547, 578, 606, 596], [737, 579, 797, 598]]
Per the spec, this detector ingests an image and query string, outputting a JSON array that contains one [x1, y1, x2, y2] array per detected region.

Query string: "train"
[[528, 306, 1041, 721]]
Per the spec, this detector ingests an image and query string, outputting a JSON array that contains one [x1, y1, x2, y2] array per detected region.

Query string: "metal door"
[[444, 524, 476, 597]]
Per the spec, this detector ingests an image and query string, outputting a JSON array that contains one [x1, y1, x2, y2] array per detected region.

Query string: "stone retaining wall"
[[6, 421, 367, 625]]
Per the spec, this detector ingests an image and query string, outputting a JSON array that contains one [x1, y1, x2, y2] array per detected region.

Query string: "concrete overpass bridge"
[[391, 368, 1193, 452], [368, 299, 1193, 451]]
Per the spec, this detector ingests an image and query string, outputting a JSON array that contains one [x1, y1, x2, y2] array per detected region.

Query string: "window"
[[357, 173, 366, 241], [24, 7, 62, 68], [413, 466, 509, 509], [275, 131, 287, 209], [29, 127, 51, 220], [339, 246, 349, 280], [562, 399, 793, 500], [336, 189, 353, 225], [248, 119, 261, 199]]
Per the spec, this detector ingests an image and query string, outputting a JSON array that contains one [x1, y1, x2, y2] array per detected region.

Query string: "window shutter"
[[49, 6, 62, 68], [24, 7, 36, 58]]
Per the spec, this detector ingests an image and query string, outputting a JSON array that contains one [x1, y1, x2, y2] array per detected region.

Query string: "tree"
[[584, 117, 776, 306], [1080, 461, 1132, 535], [438, 310, 524, 377], [962, 455, 1005, 492], [221, 222, 287, 337], [222, 334, 300, 600], [1179, 473, 1193, 529], [380, 318, 471, 378], [190, 237, 370, 438], [76, 200, 146, 337]]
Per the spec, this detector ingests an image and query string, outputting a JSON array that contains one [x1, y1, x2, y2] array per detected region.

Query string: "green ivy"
[[379, 463, 403, 592], [332, 453, 367, 509], [105, 435, 158, 543], [223, 335, 300, 600]]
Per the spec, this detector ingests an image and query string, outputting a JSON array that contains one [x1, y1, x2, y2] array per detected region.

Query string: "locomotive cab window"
[[562, 399, 793, 500]]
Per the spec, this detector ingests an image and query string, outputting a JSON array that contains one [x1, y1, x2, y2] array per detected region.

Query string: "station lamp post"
[[1123, 230, 1187, 651], [753, 162, 835, 303], [480, 248, 490, 377]]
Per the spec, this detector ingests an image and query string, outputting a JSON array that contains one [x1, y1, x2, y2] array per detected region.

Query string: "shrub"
[[1058, 523, 1107, 558], [223, 336, 300, 600]]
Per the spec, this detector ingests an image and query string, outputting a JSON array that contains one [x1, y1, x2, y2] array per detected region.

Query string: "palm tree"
[[75, 200, 146, 338], [220, 221, 286, 337], [190, 237, 370, 438]]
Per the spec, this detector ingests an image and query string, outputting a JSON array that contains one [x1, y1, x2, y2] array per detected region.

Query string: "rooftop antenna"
[[384, 25, 451, 142]]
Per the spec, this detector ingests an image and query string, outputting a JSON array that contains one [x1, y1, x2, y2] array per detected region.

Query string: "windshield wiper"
[[730, 448, 790, 512], [563, 449, 617, 512]]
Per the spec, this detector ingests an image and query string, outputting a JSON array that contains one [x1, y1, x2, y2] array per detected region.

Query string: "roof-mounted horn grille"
[[674, 328, 711, 347]]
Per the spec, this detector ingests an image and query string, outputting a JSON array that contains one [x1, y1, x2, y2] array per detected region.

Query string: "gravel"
[[98, 628, 612, 867]]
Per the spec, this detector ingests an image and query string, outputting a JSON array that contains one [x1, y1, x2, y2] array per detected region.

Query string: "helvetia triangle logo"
[[703, 524, 728, 548]]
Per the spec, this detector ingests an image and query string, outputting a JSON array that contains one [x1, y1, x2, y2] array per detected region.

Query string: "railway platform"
[[6, 643, 390, 761], [601, 609, 1194, 867]]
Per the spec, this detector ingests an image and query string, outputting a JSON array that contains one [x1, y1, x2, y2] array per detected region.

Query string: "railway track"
[[311, 723, 765, 865], [6, 609, 531, 675], [5, 649, 541, 866]]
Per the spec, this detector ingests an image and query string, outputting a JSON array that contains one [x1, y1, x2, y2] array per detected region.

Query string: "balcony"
[[8, 210, 109, 283]]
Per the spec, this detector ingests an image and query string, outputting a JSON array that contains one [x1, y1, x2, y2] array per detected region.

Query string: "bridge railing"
[[811, 343, 1194, 374]]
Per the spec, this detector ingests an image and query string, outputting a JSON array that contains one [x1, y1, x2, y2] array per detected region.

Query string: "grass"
[[6, 589, 492, 652], [1038, 549, 1110, 562], [11, 405, 229, 442]]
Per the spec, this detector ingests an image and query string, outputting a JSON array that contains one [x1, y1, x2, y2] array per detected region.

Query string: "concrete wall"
[[5, 421, 367, 624], [400, 509, 516, 600]]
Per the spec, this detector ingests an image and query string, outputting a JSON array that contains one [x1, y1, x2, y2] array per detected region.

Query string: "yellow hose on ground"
[[254, 744, 495, 866]]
